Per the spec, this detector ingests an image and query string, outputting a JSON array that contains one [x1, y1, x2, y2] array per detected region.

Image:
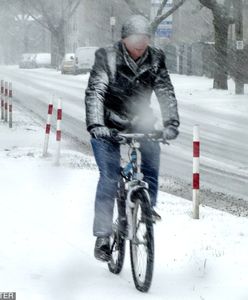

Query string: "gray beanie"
[[121, 15, 152, 39]]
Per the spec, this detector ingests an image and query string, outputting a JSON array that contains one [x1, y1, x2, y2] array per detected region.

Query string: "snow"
[[1, 99, 248, 299]]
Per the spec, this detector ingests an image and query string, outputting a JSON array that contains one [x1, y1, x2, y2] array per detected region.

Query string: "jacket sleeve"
[[152, 49, 180, 127], [85, 48, 109, 131]]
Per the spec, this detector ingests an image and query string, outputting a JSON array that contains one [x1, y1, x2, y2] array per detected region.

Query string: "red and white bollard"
[[8, 82, 13, 128], [1, 80, 4, 120], [193, 125, 200, 219], [4, 81, 8, 122], [55, 98, 62, 165], [43, 100, 54, 156]]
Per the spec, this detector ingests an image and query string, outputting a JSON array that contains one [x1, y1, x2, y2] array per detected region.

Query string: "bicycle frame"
[[119, 138, 150, 240]]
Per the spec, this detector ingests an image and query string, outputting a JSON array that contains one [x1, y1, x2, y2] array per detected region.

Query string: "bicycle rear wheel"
[[108, 180, 126, 274], [130, 189, 154, 292]]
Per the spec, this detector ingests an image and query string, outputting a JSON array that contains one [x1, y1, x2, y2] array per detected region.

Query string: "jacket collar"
[[115, 41, 152, 76], [121, 41, 149, 73]]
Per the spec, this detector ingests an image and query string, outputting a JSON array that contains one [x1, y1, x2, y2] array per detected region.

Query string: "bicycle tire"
[[108, 179, 126, 274], [130, 188, 154, 292]]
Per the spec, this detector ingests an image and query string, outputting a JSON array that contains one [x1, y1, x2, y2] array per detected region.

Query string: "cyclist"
[[85, 15, 180, 262]]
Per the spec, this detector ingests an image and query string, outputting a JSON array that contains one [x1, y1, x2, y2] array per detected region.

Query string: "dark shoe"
[[151, 208, 162, 222], [94, 237, 111, 262]]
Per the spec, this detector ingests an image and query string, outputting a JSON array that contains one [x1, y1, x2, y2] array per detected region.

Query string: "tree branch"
[[67, 0, 81, 19], [156, 0, 168, 17], [20, 0, 52, 31], [199, 0, 235, 24], [151, 0, 187, 30], [198, 0, 219, 10], [36, 0, 56, 30], [123, 0, 146, 17]]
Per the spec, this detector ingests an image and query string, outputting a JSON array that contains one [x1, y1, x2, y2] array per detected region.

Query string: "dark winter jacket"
[[85, 41, 179, 132]]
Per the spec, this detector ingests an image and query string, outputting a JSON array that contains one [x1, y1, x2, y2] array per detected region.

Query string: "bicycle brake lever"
[[110, 129, 127, 144], [118, 136, 127, 144]]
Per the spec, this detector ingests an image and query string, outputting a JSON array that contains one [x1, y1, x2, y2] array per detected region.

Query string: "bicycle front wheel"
[[130, 189, 154, 292]]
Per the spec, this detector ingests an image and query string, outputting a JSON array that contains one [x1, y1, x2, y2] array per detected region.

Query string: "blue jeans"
[[91, 138, 160, 237]]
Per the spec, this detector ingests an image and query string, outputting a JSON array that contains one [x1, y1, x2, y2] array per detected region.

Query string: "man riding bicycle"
[[85, 15, 180, 262]]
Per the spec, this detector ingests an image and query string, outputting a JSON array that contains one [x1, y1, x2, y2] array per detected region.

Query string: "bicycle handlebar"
[[110, 129, 169, 145]]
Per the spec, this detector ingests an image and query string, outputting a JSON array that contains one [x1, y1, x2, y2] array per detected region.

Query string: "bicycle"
[[107, 130, 167, 292]]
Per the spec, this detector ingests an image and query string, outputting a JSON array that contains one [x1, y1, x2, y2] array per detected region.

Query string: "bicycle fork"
[[125, 181, 150, 240]]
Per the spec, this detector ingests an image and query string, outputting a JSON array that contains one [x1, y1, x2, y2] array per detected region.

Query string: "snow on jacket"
[[85, 41, 180, 131]]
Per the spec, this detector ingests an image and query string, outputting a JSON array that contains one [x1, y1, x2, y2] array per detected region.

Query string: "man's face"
[[123, 34, 150, 60]]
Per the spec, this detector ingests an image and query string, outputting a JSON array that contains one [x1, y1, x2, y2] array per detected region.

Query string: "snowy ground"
[[0, 103, 248, 299]]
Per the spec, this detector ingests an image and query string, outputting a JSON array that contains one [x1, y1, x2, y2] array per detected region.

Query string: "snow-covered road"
[[0, 65, 247, 202]]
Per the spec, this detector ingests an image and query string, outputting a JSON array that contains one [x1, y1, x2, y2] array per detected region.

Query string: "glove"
[[163, 125, 179, 140], [90, 126, 111, 139]]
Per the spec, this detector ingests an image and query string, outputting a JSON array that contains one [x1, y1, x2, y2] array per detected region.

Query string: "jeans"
[[91, 137, 160, 237]]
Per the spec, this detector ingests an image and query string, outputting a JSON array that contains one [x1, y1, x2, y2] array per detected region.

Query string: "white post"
[[192, 125, 200, 219], [55, 98, 62, 165], [43, 100, 54, 156], [4, 81, 8, 122], [8, 82, 13, 128]]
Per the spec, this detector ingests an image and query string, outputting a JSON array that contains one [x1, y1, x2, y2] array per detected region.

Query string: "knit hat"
[[121, 15, 152, 39]]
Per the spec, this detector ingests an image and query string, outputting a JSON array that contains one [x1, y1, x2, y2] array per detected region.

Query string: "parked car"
[[19, 53, 36, 69], [61, 53, 75, 74], [33, 53, 51, 68], [74, 46, 98, 74]]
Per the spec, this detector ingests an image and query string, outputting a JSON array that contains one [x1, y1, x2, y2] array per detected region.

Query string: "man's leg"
[[91, 138, 120, 237], [140, 140, 160, 207]]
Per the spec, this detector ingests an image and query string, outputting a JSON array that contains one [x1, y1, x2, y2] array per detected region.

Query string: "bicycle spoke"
[[133, 244, 147, 282], [130, 192, 154, 292]]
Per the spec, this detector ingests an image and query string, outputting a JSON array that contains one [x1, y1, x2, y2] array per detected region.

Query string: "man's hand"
[[163, 125, 179, 140], [90, 126, 111, 139]]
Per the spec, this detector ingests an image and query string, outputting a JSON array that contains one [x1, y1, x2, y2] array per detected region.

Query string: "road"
[[1, 65, 247, 201]]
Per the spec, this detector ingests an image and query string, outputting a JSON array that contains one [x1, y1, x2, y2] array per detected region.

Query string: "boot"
[[94, 237, 111, 262]]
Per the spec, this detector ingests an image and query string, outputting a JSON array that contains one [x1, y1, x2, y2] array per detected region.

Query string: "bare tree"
[[123, 0, 187, 35], [198, 0, 235, 90], [0, 0, 30, 63], [19, 0, 81, 67]]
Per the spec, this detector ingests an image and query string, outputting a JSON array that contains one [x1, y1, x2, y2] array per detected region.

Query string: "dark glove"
[[163, 125, 179, 140], [90, 126, 111, 139]]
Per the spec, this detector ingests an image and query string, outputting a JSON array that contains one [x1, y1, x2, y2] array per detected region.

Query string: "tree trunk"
[[50, 32, 57, 68], [213, 15, 229, 89], [23, 24, 30, 53], [50, 28, 65, 68]]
